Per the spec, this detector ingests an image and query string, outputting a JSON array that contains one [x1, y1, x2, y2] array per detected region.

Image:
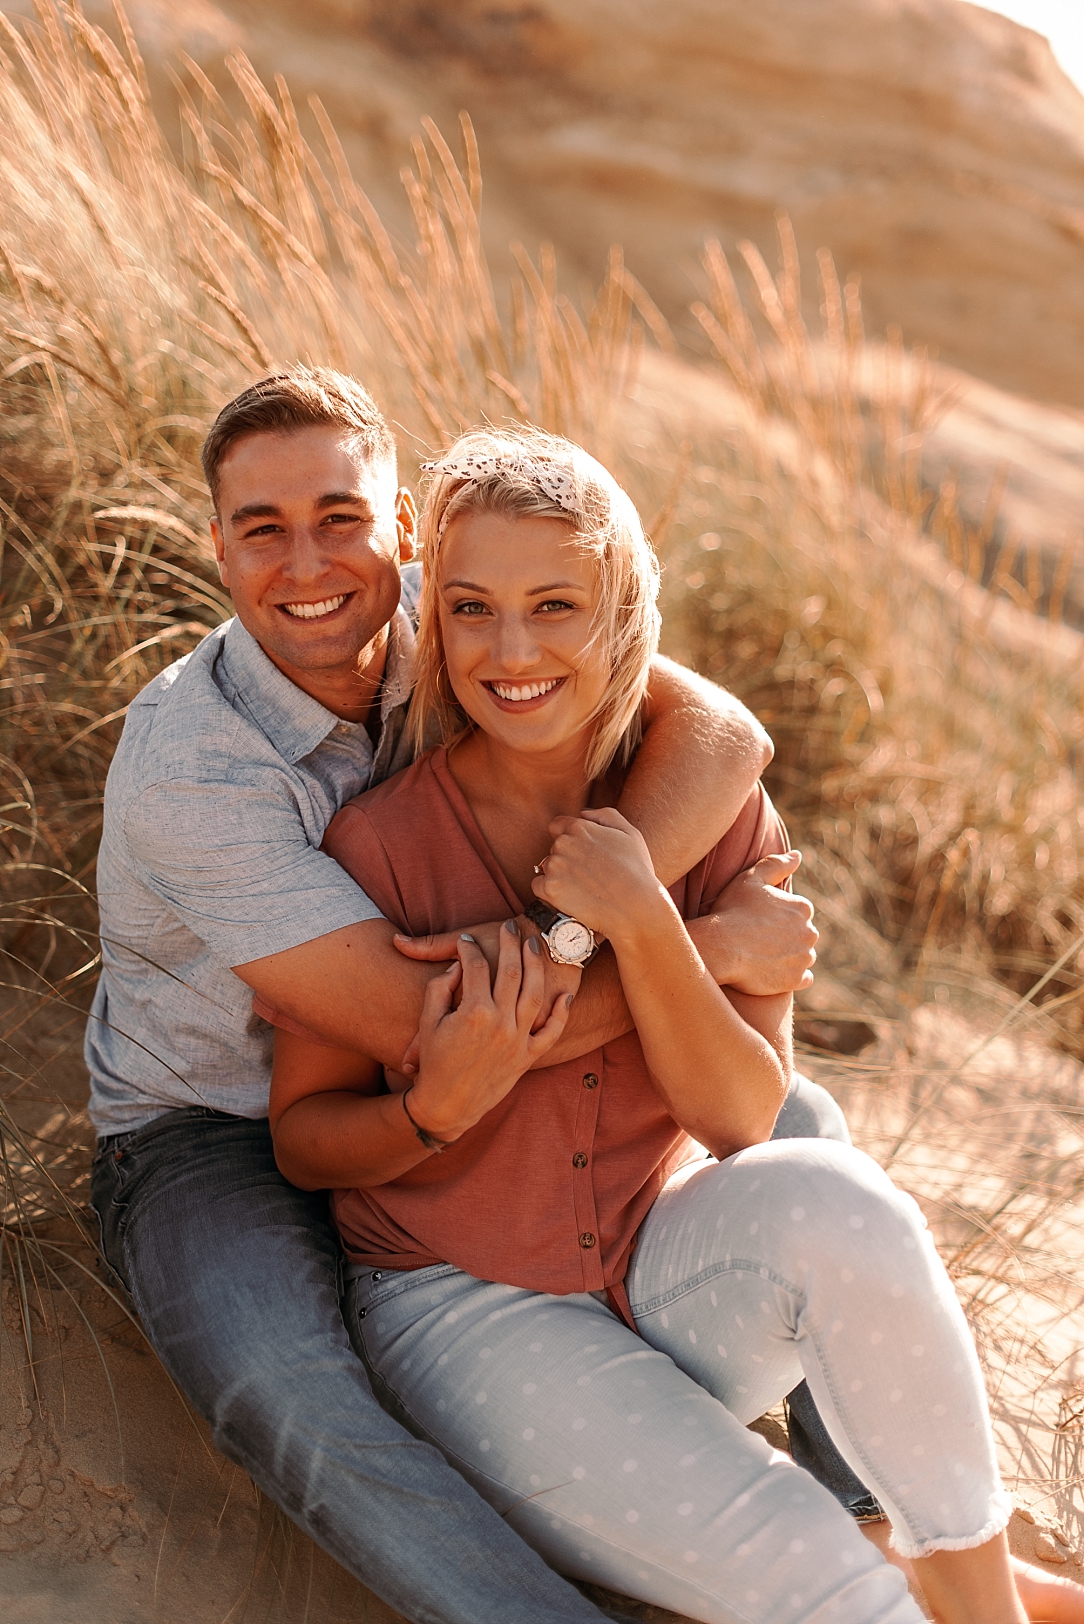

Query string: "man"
[[88, 368, 823, 1624]]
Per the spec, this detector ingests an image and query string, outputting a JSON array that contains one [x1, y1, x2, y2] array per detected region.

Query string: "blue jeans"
[[90, 1106, 636, 1624]]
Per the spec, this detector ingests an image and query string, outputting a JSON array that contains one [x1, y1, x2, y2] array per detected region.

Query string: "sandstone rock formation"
[[56, 0, 1084, 411]]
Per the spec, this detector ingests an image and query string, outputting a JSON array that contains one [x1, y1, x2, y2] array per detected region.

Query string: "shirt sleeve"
[[252, 801, 404, 1044], [399, 560, 422, 626], [124, 774, 385, 968], [685, 783, 791, 917]]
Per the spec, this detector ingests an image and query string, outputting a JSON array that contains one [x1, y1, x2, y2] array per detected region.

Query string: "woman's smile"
[[483, 675, 568, 710]]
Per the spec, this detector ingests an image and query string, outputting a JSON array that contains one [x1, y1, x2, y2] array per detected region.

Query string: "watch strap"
[[524, 898, 561, 933]]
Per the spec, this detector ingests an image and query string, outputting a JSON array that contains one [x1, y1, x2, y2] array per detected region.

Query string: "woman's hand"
[[532, 808, 671, 947], [407, 921, 571, 1143]]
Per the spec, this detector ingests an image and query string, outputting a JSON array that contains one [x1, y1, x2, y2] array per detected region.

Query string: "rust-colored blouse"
[[259, 747, 785, 1296]]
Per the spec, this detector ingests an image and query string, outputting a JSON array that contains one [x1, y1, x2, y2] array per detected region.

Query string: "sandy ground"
[[3, 988, 1084, 1620]]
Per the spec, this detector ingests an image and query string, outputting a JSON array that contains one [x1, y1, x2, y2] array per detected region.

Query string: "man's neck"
[[263, 625, 391, 738]]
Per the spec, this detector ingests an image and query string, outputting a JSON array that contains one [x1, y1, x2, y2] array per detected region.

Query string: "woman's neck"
[[447, 729, 606, 905]]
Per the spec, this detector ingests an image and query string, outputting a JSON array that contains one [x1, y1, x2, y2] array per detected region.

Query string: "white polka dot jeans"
[[346, 1140, 1010, 1624]]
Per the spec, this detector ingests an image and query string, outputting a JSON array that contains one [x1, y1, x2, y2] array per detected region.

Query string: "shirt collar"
[[217, 605, 416, 767]]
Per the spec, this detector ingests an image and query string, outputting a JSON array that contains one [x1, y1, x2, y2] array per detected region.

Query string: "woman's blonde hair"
[[410, 427, 661, 781]]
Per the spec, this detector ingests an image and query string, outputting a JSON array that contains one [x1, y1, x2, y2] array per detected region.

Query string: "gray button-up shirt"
[[86, 567, 421, 1134]]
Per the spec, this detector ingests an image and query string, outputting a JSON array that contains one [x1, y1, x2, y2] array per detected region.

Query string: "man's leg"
[[771, 1075, 885, 1518], [771, 1071, 851, 1146], [91, 1108, 628, 1624]]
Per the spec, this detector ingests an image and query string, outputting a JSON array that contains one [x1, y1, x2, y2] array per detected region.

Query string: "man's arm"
[[235, 851, 816, 1071], [236, 917, 445, 1074], [624, 657, 772, 884]]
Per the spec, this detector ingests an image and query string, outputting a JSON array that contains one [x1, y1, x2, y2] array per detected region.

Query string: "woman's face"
[[437, 509, 610, 761]]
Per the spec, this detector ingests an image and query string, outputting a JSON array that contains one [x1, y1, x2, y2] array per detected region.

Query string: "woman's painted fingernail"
[[527, 935, 541, 955], [504, 918, 519, 936], [460, 932, 475, 943]]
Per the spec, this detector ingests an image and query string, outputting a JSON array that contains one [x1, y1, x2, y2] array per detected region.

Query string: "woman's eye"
[[453, 599, 489, 616], [537, 599, 576, 614]]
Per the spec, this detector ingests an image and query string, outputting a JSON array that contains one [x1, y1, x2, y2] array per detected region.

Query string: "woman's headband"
[[420, 450, 579, 517]]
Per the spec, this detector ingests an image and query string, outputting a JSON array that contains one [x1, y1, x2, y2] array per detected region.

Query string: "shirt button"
[[582, 1072, 598, 1089], [579, 1232, 596, 1249], [572, 1152, 588, 1169]]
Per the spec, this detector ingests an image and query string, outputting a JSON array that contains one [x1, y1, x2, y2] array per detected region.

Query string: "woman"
[[264, 430, 1079, 1624]]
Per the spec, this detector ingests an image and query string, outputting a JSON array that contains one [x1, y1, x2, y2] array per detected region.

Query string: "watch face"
[[550, 919, 594, 963]]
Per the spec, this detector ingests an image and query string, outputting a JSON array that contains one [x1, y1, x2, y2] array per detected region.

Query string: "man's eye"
[[242, 523, 282, 539], [324, 512, 364, 526]]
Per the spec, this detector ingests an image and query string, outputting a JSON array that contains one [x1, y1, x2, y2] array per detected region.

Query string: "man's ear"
[[395, 486, 418, 562], [210, 516, 230, 588]]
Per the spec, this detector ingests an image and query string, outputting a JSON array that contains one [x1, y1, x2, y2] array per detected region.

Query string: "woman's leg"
[[349, 1263, 920, 1624], [627, 1140, 1018, 1619]]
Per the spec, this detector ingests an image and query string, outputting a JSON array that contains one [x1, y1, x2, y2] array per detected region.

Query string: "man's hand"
[[690, 850, 818, 996]]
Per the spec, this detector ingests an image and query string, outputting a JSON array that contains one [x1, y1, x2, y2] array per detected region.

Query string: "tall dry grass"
[[0, 0, 1083, 1599]]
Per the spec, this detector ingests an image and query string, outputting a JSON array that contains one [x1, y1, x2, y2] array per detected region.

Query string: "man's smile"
[[278, 594, 351, 621]]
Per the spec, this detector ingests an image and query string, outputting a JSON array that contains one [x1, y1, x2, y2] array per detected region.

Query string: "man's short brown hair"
[[201, 366, 396, 509]]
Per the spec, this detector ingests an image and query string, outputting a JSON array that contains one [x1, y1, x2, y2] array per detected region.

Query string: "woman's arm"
[[536, 809, 789, 1157], [269, 927, 571, 1190], [269, 1034, 430, 1190]]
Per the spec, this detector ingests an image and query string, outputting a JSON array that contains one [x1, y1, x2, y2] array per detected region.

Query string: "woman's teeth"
[[490, 678, 560, 703], [281, 595, 347, 620]]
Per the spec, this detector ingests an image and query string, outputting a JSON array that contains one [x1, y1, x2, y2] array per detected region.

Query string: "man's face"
[[210, 425, 416, 681]]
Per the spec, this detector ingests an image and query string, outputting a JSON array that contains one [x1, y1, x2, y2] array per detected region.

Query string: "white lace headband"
[[419, 451, 579, 516]]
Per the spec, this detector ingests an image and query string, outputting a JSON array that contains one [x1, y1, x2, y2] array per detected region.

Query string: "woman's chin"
[[456, 703, 584, 756], [481, 724, 578, 758]]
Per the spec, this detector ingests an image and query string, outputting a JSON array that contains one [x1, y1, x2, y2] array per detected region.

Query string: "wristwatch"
[[524, 900, 599, 968]]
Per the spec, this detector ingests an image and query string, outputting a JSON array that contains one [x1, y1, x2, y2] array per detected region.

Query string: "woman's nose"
[[493, 616, 543, 672]]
